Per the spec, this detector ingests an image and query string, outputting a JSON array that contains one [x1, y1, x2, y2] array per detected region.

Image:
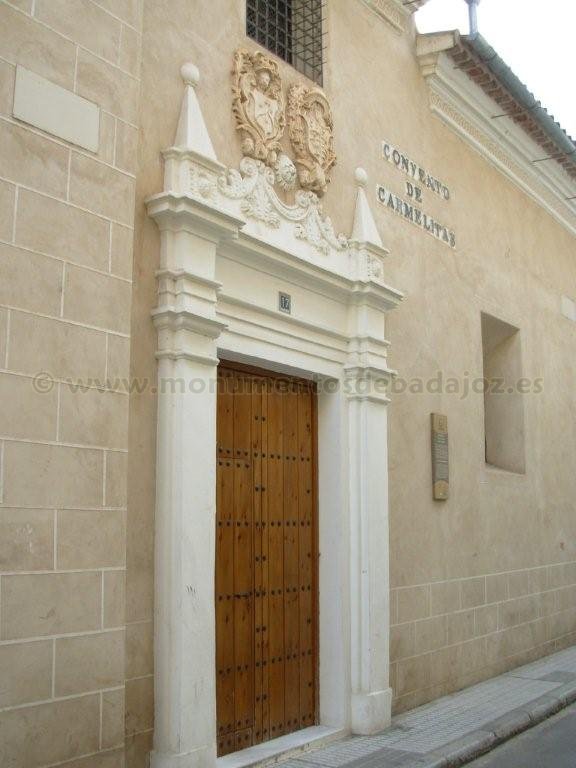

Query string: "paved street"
[[469, 702, 576, 767], [250, 646, 576, 768]]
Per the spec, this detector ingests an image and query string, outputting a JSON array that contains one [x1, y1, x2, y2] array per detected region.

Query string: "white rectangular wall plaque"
[[13, 66, 100, 152]]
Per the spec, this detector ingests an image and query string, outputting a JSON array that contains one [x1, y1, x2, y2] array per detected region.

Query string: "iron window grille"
[[246, 0, 325, 86]]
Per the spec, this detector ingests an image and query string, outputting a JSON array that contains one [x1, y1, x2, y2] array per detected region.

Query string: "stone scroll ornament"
[[232, 49, 286, 168], [219, 157, 348, 254], [287, 83, 337, 197]]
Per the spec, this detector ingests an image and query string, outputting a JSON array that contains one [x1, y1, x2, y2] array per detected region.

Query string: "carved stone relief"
[[218, 157, 347, 254], [232, 49, 286, 168], [274, 152, 297, 191], [287, 84, 337, 196], [232, 48, 337, 198], [225, 49, 353, 252], [188, 165, 218, 202]]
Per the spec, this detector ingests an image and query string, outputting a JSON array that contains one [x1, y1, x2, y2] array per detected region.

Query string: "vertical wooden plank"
[[297, 384, 315, 728], [260, 377, 270, 744], [233, 373, 254, 743], [266, 377, 285, 740], [283, 381, 300, 734], [252, 376, 264, 745], [216, 370, 235, 753], [311, 384, 319, 726]]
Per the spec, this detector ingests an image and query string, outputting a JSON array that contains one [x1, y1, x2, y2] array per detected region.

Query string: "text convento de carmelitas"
[[378, 140, 456, 248]]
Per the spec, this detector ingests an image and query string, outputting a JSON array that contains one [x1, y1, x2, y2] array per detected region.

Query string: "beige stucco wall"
[[1, 0, 575, 766], [127, 0, 576, 760], [0, 1, 141, 767]]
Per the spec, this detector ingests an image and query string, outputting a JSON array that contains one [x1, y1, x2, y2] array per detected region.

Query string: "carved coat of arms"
[[232, 49, 286, 167], [287, 84, 336, 197]]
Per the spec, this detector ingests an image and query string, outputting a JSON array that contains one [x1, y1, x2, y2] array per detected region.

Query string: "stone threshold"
[[216, 726, 348, 768]]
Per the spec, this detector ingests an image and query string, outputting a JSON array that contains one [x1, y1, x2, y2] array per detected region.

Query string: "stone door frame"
[[146, 64, 403, 768]]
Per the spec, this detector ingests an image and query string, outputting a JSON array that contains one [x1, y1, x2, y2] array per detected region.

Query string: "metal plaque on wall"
[[431, 413, 449, 500]]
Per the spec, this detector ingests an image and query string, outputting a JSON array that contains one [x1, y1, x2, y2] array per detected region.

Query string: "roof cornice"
[[451, 34, 576, 180], [416, 32, 576, 236], [404, 0, 431, 11], [363, 0, 430, 35]]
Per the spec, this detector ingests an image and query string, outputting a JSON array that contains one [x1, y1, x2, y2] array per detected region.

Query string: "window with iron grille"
[[246, 0, 324, 86]]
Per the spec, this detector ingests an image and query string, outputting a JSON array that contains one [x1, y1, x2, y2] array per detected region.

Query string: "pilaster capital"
[[152, 308, 227, 339], [153, 308, 227, 368], [349, 277, 404, 312], [343, 364, 396, 404], [147, 190, 239, 365], [146, 191, 245, 244]]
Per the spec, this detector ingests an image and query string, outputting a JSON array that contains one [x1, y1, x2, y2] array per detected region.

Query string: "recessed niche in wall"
[[481, 312, 526, 474]]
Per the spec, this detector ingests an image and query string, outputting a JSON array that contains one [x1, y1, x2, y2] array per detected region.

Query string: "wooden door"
[[216, 365, 318, 755]]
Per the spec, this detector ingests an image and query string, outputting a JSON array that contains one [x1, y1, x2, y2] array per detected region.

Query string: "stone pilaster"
[[147, 65, 243, 768]]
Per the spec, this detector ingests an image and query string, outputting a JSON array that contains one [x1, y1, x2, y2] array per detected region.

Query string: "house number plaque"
[[278, 291, 292, 314], [431, 413, 449, 500]]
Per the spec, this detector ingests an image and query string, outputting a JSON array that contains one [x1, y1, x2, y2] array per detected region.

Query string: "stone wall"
[[0, 1, 141, 766], [126, 3, 576, 760], [1, 0, 576, 766], [391, 562, 576, 713]]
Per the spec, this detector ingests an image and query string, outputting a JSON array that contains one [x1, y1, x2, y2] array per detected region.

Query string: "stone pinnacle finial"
[[354, 167, 368, 188], [351, 167, 384, 248], [180, 62, 200, 88], [173, 62, 217, 159]]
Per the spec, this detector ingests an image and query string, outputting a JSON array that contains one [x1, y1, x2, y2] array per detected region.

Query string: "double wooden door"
[[216, 365, 318, 755]]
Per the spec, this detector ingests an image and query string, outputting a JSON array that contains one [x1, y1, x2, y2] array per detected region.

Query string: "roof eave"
[[462, 33, 576, 160], [424, 31, 576, 180]]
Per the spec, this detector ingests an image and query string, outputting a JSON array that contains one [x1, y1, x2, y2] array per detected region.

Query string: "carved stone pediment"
[[232, 49, 286, 168], [287, 84, 336, 197], [218, 156, 347, 254]]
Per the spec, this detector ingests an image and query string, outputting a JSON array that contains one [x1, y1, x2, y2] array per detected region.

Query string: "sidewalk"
[[281, 646, 576, 768]]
